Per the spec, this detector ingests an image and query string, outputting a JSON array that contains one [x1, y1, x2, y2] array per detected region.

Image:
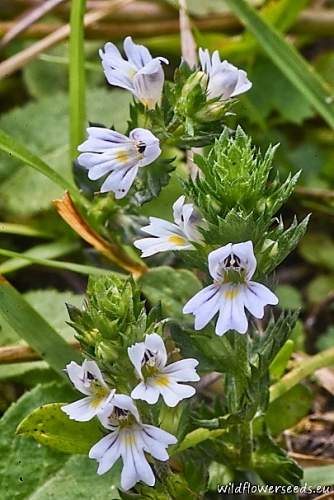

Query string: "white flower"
[[62, 360, 115, 422], [77, 127, 161, 199], [134, 195, 202, 257], [199, 48, 252, 100], [128, 333, 199, 407], [89, 394, 177, 490], [100, 36, 168, 109], [183, 241, 278, 336]]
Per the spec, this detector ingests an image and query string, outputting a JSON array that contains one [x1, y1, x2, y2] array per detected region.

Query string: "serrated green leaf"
[[17, 403, 103, 454], [139, 266, 202, 318], [131, 158, 175, 206]]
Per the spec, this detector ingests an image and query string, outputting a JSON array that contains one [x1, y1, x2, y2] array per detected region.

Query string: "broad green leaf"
[[276, 285, 303, 310], [265, 384, 313, 436], [17, 403, 103, 454], [0, 383, 74, 500], [0, 278, 81, 373], [23, 44, 104, 99], [24, 45, 68, 98], [248, 57, 314, 124], [0, 383, 119, 500], [139, 266, 202, 318], [307, 275, 334, 304], [0, 88, 131, 217], [69, 0, 87, 161], [171, 324, 237, 374], [0, 239, 80, 274], [303, 465, 334, 487], [0, 127, 76, 195], [226, 0, 334, 129], [300, 233, 334, 272], [28, 455, 121, 500], [316, 326, 334, 352]]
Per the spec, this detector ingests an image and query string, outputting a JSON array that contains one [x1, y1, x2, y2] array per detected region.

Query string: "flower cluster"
[[77, 37, 252, 199], [69, 37, 283, 493], [62, 334, 199, 490]]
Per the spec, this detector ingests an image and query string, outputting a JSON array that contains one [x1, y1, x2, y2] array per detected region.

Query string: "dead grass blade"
[[0, 0, 132, 79], [0, 0, 66, 49], [53, 192, 147, 278]]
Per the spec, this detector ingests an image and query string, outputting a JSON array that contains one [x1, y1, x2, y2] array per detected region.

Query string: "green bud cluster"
[[184, 127, 309, 277], [67, 275, 162, 390]]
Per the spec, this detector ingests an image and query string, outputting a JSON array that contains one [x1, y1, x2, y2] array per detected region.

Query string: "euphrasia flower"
[[199, 48, 252, 100], [89, 394, 177, 490], [77, 127, 161, 199], [183, 241, 278, 336], [128, 333, 199, 407], [62, 360, 114, 422], [100, 36, 168, 109], [134, 195, 202, 257]]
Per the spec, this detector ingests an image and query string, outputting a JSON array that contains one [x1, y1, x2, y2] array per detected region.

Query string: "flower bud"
[[181, 71, 207, 98], [195, 100, 227, 122], [95, 339, 120, 363]]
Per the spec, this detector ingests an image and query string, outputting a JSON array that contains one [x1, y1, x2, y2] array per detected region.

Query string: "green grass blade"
[[69, 0, 87, 162], [225, 0, 334, 129], [0, 223, 53, 238], [0, 239, 80, 274], [0, 278, 81, 373], [0, 247, 121, 277], [0, 129, 79, 196]]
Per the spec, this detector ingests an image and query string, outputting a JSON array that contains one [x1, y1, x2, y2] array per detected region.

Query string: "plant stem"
[[0, 342, 80, 364], [224, 334, 254, 468], [239, 420, 253, 468], [270, 347, 334, 402], [69, 0, 86, 163]]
